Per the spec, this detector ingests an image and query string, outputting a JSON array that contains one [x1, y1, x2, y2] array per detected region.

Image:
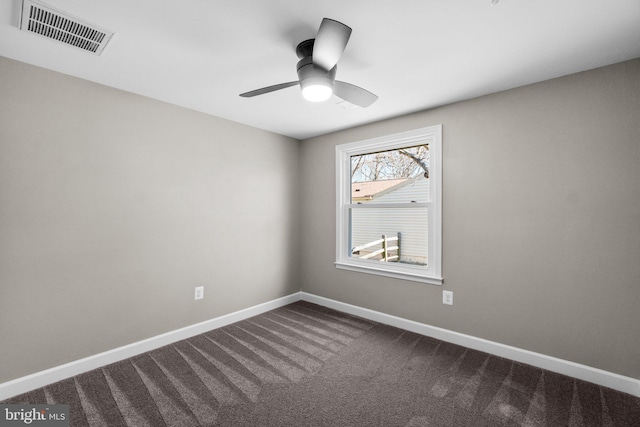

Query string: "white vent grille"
[[19, 0, 113, 55], [335, 99, 359, 110]]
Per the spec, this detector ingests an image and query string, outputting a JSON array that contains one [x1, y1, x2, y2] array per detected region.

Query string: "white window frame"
[[335, 125, 443, 285]]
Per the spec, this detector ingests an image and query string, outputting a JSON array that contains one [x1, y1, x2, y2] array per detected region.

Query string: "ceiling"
[[1, 0, 639, 140]]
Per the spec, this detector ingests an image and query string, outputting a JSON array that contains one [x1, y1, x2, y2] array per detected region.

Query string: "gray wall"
[[0, 57, 300, 383], [2, 55, 639, 385], [300, 59, 640, 379]]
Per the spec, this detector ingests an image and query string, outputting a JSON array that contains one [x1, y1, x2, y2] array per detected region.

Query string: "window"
[[335, 125, 442, 285]]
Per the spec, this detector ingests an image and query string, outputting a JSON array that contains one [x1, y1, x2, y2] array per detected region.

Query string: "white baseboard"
[[0, 292, 301, 401], [300, 292, 640, 398], [3, 291, 638, 401]]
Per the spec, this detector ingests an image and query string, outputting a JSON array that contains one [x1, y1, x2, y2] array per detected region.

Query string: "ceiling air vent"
[[19, 0, 114, 55]]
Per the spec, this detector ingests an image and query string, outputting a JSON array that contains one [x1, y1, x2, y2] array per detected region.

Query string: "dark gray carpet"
[[4, 301, 640, 426]]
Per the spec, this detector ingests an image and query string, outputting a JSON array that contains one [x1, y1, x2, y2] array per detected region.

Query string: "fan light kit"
[[240, 18, 378, 108], [302, 81, 332, 102]]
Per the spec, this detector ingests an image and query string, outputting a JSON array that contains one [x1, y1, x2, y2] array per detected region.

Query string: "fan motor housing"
[[297, 56, 336, 88]]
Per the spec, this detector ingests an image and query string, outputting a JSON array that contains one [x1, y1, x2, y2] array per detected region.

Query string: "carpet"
[[3, 301, 640, 426]]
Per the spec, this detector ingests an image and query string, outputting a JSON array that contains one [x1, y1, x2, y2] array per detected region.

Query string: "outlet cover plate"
[[443, 290, 453, 305], [194, 286, 204, 300]]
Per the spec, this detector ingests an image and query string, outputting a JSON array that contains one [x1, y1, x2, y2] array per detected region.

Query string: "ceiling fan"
[[240, 18, 378, 108]]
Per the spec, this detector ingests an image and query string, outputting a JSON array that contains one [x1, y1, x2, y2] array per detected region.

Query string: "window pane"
[[351, 145, 429, 204], [350, 207, 428, 266]]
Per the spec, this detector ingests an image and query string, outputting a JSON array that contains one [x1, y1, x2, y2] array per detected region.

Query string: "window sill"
[[335, 261, 443, 285]]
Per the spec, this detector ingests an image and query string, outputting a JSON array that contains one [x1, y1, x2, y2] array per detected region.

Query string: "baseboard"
[[3, 291, 638, 401], [0, 292, 301, 401], [300, 292, 640, 398]]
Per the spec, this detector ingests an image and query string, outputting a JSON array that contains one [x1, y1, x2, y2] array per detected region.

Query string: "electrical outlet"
[[443, 290, 453, 305], [194, 286, 204, 300]]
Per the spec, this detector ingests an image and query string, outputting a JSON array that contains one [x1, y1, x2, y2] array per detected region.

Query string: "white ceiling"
[[1, 0, 639, 140]]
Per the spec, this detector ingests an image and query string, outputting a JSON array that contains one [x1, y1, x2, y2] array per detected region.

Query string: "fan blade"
[[333, 81, 378, 108], [313, 18, 352, 71], [240, 81, 299, 97]]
